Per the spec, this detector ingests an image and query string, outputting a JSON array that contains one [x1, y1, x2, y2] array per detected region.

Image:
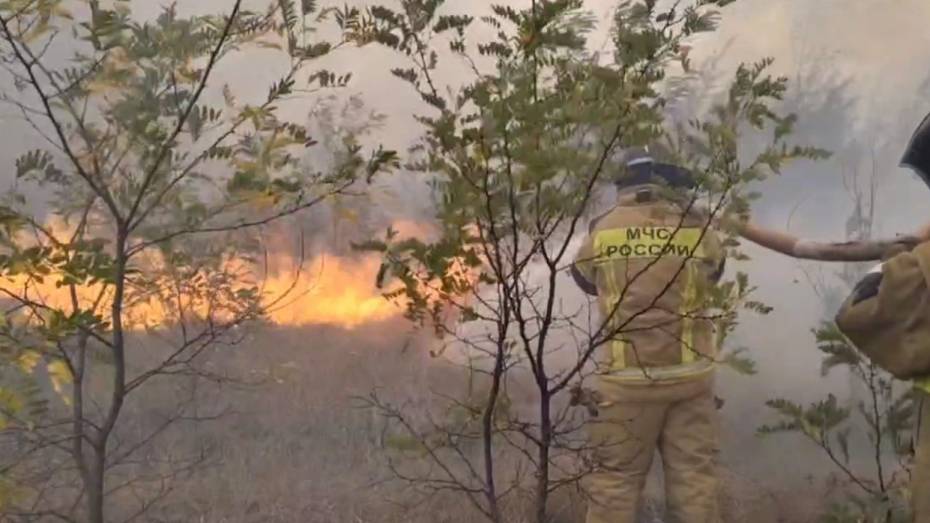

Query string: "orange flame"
[[0, 217, 447, 331], [263, 254, 397, 329]]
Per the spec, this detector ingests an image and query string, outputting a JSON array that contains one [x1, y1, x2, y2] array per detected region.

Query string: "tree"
[[0, 1, 397, 521], [350, 1, 823, 521]]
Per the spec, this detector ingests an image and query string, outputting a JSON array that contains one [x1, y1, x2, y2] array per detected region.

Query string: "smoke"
[[2, 0, 929, 505], [380, 0, 930, 487], [662, 0, 930, 484]]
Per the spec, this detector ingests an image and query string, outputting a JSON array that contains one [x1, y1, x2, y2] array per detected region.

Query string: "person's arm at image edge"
[[720, 215, 930, 262]]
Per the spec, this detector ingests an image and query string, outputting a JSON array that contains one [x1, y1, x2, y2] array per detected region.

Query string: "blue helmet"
[[616, 149, 696, 190]]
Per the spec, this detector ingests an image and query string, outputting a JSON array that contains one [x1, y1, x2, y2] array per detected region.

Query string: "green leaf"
[[721, 347, 757, 375], [15, 149, 63, 184], [47, 359, 73, 405], [13, 350, 42, 373]]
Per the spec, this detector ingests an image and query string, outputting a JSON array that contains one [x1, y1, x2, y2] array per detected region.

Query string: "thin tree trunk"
[[71, 335, 89, 494], [86, 447, 106, 523], [84, 231, 129, 523], [483, 343, 505, 523], [535, 390, 551, 523]]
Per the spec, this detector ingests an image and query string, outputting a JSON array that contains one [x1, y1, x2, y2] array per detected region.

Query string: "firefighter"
[[571, 148, 726, 523], [724, 214, 930, 521]]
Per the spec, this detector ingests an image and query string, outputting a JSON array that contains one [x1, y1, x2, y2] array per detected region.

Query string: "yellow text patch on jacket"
[[594, 226, 707, 261]]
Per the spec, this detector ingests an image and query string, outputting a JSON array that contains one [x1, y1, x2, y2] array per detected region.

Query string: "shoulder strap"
[[588, 208, 612, 233]]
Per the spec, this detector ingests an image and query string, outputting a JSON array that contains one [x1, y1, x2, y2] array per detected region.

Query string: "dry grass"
[[8, 319, 847, 522]]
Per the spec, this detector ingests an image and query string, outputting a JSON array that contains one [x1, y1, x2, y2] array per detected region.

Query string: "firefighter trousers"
[[584, 382, 719, 523], [915, 392, 930, 522]]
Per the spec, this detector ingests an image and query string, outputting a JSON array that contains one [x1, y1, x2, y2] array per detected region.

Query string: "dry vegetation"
[[0, 0, 923, 521], [64, 319, 842, 523]]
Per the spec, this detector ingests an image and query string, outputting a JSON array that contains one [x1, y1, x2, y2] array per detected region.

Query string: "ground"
[[103, 320, 846, 522]]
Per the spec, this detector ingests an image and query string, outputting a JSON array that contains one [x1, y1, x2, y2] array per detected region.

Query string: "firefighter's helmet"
[[616, 148, 695, 190]]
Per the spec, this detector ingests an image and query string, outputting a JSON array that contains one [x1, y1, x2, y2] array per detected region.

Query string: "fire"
[[257, 218, 439, 329], [263, 254, 398, 329], [0, 217, 443, 331], [0, 216, 174, 330], [266, 257, 399, 328]]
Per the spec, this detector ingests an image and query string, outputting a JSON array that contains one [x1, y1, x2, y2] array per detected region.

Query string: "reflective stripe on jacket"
[[571, 185, 725, 384], [917, 377, 930, 394]]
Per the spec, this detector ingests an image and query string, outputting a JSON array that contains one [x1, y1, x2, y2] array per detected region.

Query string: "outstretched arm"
[[722, 216, 930, 262]]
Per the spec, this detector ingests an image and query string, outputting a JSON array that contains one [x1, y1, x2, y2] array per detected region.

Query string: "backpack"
[[835, 241, 930, 380]]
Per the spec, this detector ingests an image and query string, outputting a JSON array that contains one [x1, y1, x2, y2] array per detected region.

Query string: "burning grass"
[[0, 216, 415, 332], [0, 219, 844, 521]]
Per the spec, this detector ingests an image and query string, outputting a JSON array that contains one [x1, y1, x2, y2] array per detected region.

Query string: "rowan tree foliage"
[[0, 1, 396, 521], [351, 0, 824, 521]]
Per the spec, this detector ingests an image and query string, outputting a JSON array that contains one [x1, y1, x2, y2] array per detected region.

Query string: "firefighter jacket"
[[571, 185, 726, 386]]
